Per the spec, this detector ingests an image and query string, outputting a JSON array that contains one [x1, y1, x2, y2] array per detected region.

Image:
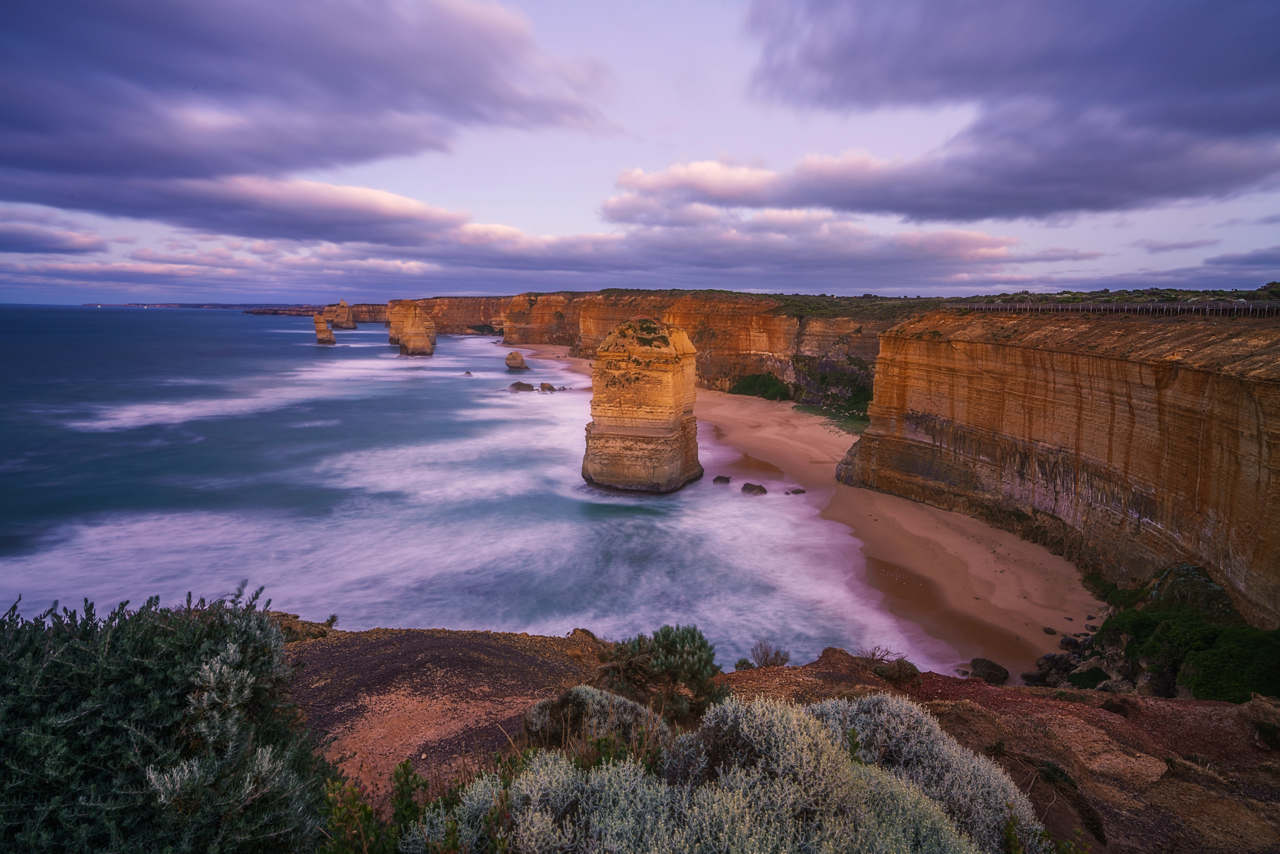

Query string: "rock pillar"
[[388, 299, 410, 345], [582, 317, 702, 493], [398, 302, 436, 356], [331, 299, 357, 330], [313, 314, 335, 345]]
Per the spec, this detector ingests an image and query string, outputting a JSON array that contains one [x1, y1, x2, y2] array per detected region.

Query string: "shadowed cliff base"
[[839, 310, 1280, 630]]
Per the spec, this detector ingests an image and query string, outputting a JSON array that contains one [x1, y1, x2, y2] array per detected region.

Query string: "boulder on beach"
[[509, 381, 535, 392], [713, 475, 731, 484], [539, 382, 556, 392], [506, 352, 530, 370], [741, 483, 767, 495], [969, 658, 1009, 685]]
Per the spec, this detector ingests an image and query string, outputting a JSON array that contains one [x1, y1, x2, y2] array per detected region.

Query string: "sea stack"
[[505, 351, 530, 370], [582, 317, 702, 493], [387, 299, 409, 345], [398, 302, 436, 356], [313, 314, 335, 345], [331, 299, 357, 330]]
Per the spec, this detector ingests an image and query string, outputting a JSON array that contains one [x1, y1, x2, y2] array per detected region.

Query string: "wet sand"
[[519, 343, 1102, 680]]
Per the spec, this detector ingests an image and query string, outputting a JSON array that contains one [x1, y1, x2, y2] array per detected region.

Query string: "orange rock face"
[[397, 303, 436, 356], [503, 292, 592, 346], [839, 311, 1280, 628], [582, 318, 703, 493], [331, 299, 357, 329], [349, 303, 387, 324], [313, 314, 335, 345]]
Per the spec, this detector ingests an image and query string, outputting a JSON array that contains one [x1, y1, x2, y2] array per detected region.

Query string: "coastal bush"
[[806, 695, 1050, 854], [593, 624, 729, 719], [728, 372, 792, 401], [750, 638, 791, 668], [1095, 565, 1280, 702], [873, 655, 922, 686], [524, 685, 669, 750], [404, 697, 980, 854], [0, 586, 332, 853]]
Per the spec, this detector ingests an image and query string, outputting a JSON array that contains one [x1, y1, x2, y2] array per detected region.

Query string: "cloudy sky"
[[2, 0, 1277, 303]]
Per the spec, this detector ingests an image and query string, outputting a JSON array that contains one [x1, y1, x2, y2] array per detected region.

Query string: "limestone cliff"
[[838, 311, 1280, 628], [331, 299, 357, 330], [387, 299, 409, 345], [349, 303, 387, 324], [397, 303, 436, 356], [582, 318, 702, 493], [313, 314, 335, 345], [503, 292, 593, 346]]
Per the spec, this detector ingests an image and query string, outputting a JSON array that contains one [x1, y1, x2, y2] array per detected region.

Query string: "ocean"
[[0, 306, 950, 668]]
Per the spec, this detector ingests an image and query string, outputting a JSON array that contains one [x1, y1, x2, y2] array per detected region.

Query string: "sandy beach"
[[520, 343, 1102, 681]]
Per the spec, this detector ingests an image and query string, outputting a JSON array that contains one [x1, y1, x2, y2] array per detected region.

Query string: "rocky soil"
[[286, 625, 1280, 853]]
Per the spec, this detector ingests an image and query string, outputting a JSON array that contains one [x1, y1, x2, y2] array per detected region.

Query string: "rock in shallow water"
[[713, 475, 731, 484], [509, 381, 534, 392], [741, 483, 767, 495], [505, 351, 530, 370]]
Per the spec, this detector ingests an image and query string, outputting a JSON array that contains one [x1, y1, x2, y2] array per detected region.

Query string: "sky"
[[1, 0, 1278, 304]]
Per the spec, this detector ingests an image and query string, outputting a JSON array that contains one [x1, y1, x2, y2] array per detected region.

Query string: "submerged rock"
[[539, 382, 556, 392], [313, 314, 335, 345], [509, 382, 535, 392], [741, 483, 767, 495], [505, 351, 530, 370], [713, 475, 731, 484], [582, 317, 702, 493]]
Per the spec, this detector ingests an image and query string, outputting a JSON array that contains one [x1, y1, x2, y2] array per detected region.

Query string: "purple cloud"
[[700, 0, 1280, 221], [1129, 239, 1221, 255], [0, 0, 598, 235], [0, 222, 105, 254]]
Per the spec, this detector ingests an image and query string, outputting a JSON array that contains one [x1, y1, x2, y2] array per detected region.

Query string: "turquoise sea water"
[[1, 306, 949, 667]]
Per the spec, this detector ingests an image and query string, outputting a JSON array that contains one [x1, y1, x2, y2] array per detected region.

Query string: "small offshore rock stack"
[[582, 317, 702, 493], [313, 314, 335, 345], [331, 299, 357, 330], [387, 299, 410, 345], [398, 302, 436, 356], [505, 351, 530, 370]]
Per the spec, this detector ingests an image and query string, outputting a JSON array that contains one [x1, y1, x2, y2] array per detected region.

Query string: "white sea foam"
[[5, 334, 957, 670]]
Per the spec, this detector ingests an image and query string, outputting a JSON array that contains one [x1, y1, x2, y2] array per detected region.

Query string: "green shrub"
[[874, 656, 922, 685], [593, 624, 729, 720], [524, 685, 669, 751], [1082, 573, 1148, 609], [733, 658, 754, 671], [728, 373, 792, 401], [1066, 668, 1109, 690], [0, 586, 333, 853]]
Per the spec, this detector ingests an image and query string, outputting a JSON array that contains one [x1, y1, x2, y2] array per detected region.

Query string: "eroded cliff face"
[[331, 299, 357, 329], [838, 311, 1280, 628], [350, 303, 387, 324], [372, 291, 906, 403], [582, 318, 702, 492], [397, 303, 436, 356]]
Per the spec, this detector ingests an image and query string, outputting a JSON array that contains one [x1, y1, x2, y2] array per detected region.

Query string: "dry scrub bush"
[[524, 685, 669, 749], [406, 697, 980, 854], [807, 695, 1049, 854]]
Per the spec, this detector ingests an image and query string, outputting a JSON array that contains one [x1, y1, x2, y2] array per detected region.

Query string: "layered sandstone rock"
[[397, 303, 436, 356], [505, 351, 529, 370], [331, 299, 357, 329], [582, 318, 702, 492], [839, 311, 1280, 628], [313, 314, 335, 345], [349, 303, 387, 324], [387, 299, 410, 345], [503, 292, 592, 346]]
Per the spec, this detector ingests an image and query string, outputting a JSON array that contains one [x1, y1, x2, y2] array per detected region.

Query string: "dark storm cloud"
[[697, 0, 1280, 221], [0, 0, 598, 235], [1130, 239, 1221, 255]]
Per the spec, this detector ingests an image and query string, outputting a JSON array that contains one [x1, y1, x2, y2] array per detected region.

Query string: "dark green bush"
[[728, 373, 792, 401], [1066, 668, 1109, 690], [0, 586, 333, 853], [1082, 573, 1148, 609], [873, 657, 922, 686], [594, 624, 729, 720]]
